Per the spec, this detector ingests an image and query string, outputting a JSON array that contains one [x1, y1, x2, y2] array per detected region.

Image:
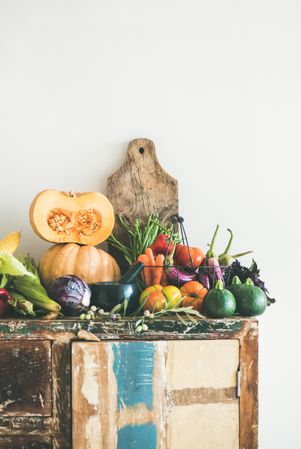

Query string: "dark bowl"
[[91, 282, 139, 314]]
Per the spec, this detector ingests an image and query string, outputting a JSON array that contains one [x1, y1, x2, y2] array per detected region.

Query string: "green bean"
[[108, 213, 180, 268]]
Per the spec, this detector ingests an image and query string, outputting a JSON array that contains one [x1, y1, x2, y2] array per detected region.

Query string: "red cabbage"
[[49, 275, 91, 316]]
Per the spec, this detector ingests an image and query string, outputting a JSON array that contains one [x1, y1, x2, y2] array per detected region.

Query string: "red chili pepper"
[[0, 289, 11, 317], [150, 234, 174, 256]]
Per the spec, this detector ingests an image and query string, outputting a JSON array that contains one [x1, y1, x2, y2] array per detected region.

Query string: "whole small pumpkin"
[[231, 278, 267, 316], [227, 275, 245, 299], [38, 243, 121, 288], [203, 280, 236, 318]]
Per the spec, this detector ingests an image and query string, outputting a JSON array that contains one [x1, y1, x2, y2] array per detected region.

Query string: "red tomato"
[[174, 245, 205, 268]]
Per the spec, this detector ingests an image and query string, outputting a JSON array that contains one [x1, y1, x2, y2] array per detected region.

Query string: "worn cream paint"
[[72, 343, 103, 449], [81, 348, 101, 407], [154, 342, 168, 449], [85, 414, 103, 449], [167, 403, 239, 449], [166, 340, 239, 390], [117, 402, 154, 428]]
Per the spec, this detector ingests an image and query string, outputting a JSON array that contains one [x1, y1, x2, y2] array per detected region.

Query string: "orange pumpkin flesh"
[[38, 243, 121, 288], [30, 190, 115, 245], [180, 280, 208, 311]]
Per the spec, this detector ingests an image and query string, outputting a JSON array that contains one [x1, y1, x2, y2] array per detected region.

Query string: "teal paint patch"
[[117, 423, 157, 449], [113, 342, 155, 411]]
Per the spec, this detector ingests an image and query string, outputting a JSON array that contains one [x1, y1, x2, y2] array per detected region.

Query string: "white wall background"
[[0, 0, 300, 447]]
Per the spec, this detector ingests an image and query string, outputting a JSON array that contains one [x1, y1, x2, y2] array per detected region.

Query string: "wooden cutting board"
[[107, 138, 178, 264]]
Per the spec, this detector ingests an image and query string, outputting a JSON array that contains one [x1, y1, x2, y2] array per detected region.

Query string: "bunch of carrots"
[[137, 248, 167, 286]]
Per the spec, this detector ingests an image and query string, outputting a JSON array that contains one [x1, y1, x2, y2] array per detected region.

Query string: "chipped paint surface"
[[85, 414, 102, 449], [167, 403, 239, 449], [1, 318, 258, 449], [117, 423, 157, 449], [81, 350, 101, 407], [113, 342, 155, 411], [0, 317, 253, 341], [166, 340, 239, 390]]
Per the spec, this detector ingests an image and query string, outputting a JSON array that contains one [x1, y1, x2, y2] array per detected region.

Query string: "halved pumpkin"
[[29, 190, 115, 245]]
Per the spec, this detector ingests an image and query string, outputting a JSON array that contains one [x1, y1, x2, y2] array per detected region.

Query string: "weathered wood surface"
[[107, 138, 178, 269], [107, 138, 178, 228], [0, 318, 258, 449], [0, 317, 255, 340], [0, 436, 52, 448], [51, 340, 71, 449], [0, 341, 51, 416], [240, 322, 258, 449], [0, 337, 71, 449], [72, 340, 240, 449]]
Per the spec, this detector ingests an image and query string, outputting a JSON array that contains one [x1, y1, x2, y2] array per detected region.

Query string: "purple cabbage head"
[[49, 275, 91, 316]]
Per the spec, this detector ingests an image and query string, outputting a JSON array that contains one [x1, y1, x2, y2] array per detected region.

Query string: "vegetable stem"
[[222, 228, 233, 256], [231, 251, 253, 258], [207, 224, 219, 258]]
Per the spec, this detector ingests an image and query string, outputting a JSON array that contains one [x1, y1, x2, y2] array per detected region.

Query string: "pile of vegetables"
[[0, 203, 275, 325], [105, 214, 274, 327], [0, 231, 61, 318]]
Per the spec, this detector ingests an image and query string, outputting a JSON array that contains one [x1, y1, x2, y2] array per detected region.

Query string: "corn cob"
[[0, 231, 21, 254]]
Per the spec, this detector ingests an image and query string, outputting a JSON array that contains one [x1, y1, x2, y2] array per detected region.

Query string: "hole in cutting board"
[[139, 147, 145, 154]]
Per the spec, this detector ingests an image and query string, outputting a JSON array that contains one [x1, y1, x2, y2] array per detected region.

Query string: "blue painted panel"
[[112, 342, 155, 411], [117, 423, 157, 449]]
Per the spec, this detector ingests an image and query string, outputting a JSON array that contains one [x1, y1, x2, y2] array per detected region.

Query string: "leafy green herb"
[[224, 259, 275, 304]]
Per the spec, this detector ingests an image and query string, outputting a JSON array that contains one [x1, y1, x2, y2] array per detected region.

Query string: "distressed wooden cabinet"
[[0, 318, 258, 449]]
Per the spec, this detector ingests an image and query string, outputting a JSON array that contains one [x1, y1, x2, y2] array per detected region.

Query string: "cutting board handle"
[[125, 138, 160, 170]]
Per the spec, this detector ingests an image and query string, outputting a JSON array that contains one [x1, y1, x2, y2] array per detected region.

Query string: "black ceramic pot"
[[91, 282, 139, 313], [91, 262, 144, 313]]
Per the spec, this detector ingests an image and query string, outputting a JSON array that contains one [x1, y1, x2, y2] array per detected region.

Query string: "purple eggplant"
[[204, 225, 223, 285], [197, 271, 210, 290], [165, 266, 197, 287], [207, 257, 223, 282]]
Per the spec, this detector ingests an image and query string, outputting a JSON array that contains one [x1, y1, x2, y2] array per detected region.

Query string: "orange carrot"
[[160, 271, 168, 286], [152, 254, 165, 285], [138, 254, 152, 286], [145, 248, 155, 267]]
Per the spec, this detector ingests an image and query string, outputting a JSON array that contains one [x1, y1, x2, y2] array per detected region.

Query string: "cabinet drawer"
[[72, 340, 239, 449], [0, 341, 52, 416]]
